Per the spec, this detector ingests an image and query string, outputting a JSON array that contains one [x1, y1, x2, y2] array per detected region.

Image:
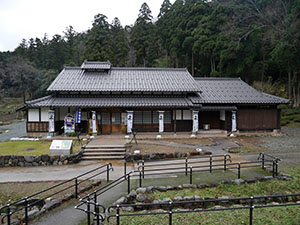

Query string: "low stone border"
[[125, 151, 210, 162], [0, 149, 84, 167], [113, 174, 294, 212]]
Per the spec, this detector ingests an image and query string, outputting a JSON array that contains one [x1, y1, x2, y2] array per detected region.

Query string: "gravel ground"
[[0, 120, 26, 142], [259, 127, 300, 151]]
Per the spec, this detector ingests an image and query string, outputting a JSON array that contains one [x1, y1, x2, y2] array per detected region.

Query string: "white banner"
[[232, 111, 237, 132], [48, 110, 55, 132], [127, 111, 133, 134], [92, 111, 97, 134], [192, 110, 199, 133], [159, 111, 164, 133]]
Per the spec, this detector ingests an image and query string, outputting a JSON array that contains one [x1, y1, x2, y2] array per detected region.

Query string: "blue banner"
[[75, 109, 82, 124]]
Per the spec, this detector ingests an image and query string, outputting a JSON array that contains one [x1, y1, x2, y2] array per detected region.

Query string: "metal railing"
[[1, 163, 113, 225], [135, 154, 278, 187], [107, 193, 300, 225], [75, 171, 133, 225]]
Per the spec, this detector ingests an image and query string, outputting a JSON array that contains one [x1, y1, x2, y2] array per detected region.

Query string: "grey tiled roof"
[[47, 67, 199, 92], [81, 61, 111, 70], [192, 78, 289, 104], [25, 95, 193, 108]]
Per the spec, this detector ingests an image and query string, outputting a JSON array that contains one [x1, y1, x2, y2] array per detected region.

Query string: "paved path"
[[0, 161, 133, 183], [0, 120, 26, 142]]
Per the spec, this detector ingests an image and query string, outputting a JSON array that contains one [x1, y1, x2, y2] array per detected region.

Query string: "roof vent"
[[81, 60, 111, 72]]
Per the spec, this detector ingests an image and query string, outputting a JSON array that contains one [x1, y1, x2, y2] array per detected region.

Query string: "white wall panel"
[[28, 109, 39, 122], [183, 110, 192, 120], [41, 108, 50, 121]]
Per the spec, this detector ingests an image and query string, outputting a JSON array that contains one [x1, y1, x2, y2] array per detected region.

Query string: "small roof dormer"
[[81, 60, 111, 72]]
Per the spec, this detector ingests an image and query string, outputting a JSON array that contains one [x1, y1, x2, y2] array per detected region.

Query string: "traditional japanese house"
[[21, 61, 289, 137]]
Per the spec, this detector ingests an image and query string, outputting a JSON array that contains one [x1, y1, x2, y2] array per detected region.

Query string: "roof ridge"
[[194, 77, 241, 80], [111, 67, 187, 71]]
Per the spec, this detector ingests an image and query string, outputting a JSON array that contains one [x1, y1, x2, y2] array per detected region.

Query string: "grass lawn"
[[114, 206, 300, 225], [0, 179, 98, 206], [0, 140, 85, 155]]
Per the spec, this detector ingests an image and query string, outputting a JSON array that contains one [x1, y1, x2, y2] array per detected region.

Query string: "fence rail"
[[107, 193, 300, 225], [1, 163, 113, 225], [75, 152, 283, 224]]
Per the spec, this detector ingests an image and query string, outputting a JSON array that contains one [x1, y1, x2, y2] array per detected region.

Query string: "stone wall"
[[0, 150, 83, 167]]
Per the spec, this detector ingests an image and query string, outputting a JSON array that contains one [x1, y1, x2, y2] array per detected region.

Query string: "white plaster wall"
[[176, 110, 182, 120], [220, 110, 225, 121], [41, 108, 50, 121], [28, 109, 39, 122]]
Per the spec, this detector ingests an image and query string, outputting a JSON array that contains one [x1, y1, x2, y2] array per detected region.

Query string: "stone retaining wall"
[[0, 149, 83, 167], [125, 151, 210, 162]]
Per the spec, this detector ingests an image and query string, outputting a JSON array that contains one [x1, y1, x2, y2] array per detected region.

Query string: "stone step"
[[84, 148, 126, 152], [81, 155, 125, 160], [86, 145, 125, 149], [83, 152, 126, 156]]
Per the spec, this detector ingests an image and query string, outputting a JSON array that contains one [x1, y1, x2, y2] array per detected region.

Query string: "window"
[[183, 110, 192, 120], [164, 111, 171, 124], [143, 111, 152, 124], [112, 113, 120, 125], [153, 111, 159, 124], [102, 113, 110, 125], [134, 111, 142, 124]]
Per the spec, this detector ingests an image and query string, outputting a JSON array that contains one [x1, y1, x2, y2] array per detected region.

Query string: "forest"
[[0, 0, 299, 106]]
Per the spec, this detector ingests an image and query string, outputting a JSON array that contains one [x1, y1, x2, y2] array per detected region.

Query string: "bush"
[[294, 116, 300, 123], [281, 118, 290, 126], [66, 132, 77, 137], [283, 115, 297, 121], [282, 107, 300, 116]]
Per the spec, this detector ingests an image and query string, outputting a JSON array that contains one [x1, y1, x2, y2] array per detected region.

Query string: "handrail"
[[1, 163, 113, 225]]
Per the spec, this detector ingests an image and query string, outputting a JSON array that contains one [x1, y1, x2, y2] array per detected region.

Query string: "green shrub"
[[294, 115, 300, 123], [283, 115, 297, 121], [281, 118, 290, 126], [282, 107, 300, 116], [66, 132, 77, 137]]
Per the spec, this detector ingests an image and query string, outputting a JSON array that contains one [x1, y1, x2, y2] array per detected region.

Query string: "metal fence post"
[[168, 201, 173, 225], [275, 161, 278, 177], [87, 196, 91, 225], [272, 160, 275, 177], [224, 154, 227, 171], [107, 164, 110, 182], [6, 204, 11, 225], [139, 171, 142, 187], [210, 155, 212, 173], [24, 197, 28, 225], [75, 178, 78, 198], [95, 204, 100, 225], [124, 161, 127, 178], [128, 174, 131, 194], [185, 157, 188, 176], [262, 153, 265, 169], [116, 205, 120, 225], [94, 192, 97, 212], [190, 166, 193, 184], [238, 163, 241, 179], [142, 160, 145, 178], [249, 196, 254, 225]]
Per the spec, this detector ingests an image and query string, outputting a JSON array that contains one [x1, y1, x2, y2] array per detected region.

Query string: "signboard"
[[92, 111, 97, 134], [232, 111, 237, 132], [159, 111, 164, 133], [64, 114, 75, 133], [127, 111, 133, 134], [192, 111, 199, 133], [75, 108, 82, 124], [50, 140, 73, 155], [48, 110, 55, 132]]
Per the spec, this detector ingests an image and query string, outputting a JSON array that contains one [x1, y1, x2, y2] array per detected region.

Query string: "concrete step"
[[84, 148, 126, 152], [83, 152, 126, 156], [86, 145, 125, 149], [81, 155, 125, 160]]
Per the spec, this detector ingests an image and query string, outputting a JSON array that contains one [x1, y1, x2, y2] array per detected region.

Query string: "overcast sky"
[[0, 0, 175, 52]]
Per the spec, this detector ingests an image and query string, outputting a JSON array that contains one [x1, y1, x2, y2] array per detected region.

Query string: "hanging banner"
[[232, 111, 237, 132], [64, 114, 75, 133], [192, 110, 199, 133], [75, 108, 82, 124], [127, 111, 133, 134], [159, 111, 164, 133], [92, 111, 97, 134], [48, 110, 55, 132]]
